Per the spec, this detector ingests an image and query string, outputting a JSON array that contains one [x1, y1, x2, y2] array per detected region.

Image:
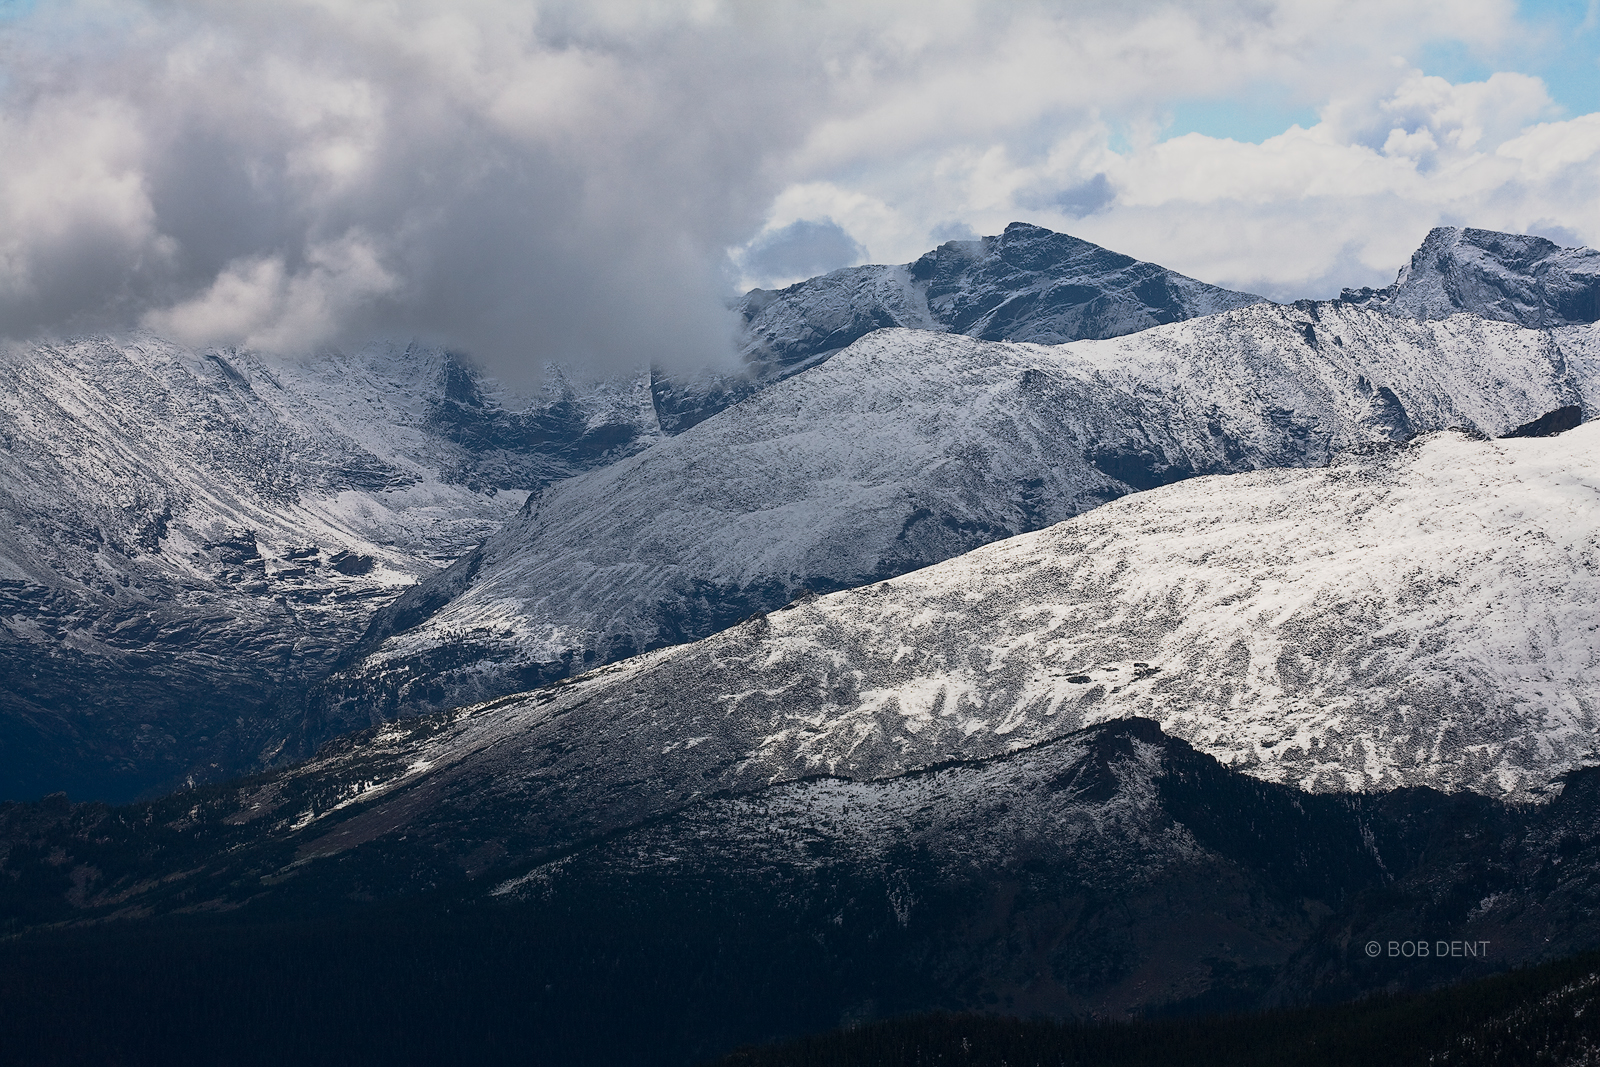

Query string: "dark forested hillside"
[[714, 950, 1600, 1067]]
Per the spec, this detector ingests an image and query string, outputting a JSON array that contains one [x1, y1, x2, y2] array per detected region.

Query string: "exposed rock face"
[[1342, 226, 1600, 328]]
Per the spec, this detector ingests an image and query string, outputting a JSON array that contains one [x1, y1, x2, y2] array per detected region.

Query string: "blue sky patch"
[[1162, 97, 1320, 144], [1421, 1, 1598, 116]]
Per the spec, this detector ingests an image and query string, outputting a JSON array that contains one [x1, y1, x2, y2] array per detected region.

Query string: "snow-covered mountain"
[[0, 337, 669, 800], [7, 224, 1595, 801], [660, 222, 1265, 432], [9, 423, 1598, 1034], [291, 421, 1600, 841], [1342, 226, 1600, 327], [316, 302, 1596, 734], [5, 226, 1600, 1054]]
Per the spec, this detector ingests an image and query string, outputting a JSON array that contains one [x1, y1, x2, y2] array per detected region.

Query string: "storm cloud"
[[0, 1, 826, 380], [1, 1, 1598, 380]]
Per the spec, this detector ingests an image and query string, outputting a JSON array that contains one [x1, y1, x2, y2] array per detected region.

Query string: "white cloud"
[[0, 94, 160, 312], [143, 231, 399, 351], [0, 0, 1595, 371]]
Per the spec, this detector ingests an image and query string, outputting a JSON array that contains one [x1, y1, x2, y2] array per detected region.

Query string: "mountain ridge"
[[315, 302, 1596, 736], [4, 223, 1597, 801]]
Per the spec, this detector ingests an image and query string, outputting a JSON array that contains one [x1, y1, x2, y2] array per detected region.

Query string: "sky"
[[0, 0, 1597, 383]]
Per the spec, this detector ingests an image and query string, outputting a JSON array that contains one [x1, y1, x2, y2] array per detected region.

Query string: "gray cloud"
[[1055, 173, 1116, 217], [928, 220, 979, 244], [0, 0, 1594, 383], [0, 1, 835, 383], [1527, 220, 1587, 248]]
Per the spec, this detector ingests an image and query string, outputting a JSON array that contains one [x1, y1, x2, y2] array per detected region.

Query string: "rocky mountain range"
[[734, 221, 1265, 371], [2, 219, 1598, 1063], [131, 418, 1599, 900], [10, 414, 1596, 918], [0, 225, 1286, 801], [317, 301, 1598, 738]]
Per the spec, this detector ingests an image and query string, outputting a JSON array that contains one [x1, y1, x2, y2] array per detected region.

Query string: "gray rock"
[[1341, 226, 1600, 327]]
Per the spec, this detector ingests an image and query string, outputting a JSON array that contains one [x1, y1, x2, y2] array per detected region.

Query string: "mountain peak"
[[1342, 225, 1600, 327], [734, 222, 1264, 377]]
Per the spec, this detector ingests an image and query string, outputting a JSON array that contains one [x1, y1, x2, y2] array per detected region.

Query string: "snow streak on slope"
[[298, 421, 1600, 838], [322, 301, 1588, 728]]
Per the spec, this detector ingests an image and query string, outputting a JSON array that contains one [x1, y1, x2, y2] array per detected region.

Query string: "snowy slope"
[[0, 336, 663, 799], [317, 300, 1589, 730], [1343, 227, 1600, 327], [287, 418, 1600, 886]]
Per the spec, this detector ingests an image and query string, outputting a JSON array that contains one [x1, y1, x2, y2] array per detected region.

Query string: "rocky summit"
[[1342, 225, 1600, 328]]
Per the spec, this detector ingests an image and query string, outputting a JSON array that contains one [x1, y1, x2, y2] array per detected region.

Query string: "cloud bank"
[[0, 0, 815, 379], [1, 1, 1597, 378]]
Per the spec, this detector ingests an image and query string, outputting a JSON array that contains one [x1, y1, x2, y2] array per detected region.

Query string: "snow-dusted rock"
[[320, 300, 1590, 728], [733, 221, 1264, 372], [293, 420, 1600, 852], [1343, 226, 1600, 328], [653, 221, 1266, 434]]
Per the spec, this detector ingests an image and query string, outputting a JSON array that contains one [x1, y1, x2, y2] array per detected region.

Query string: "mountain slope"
[[294, 420, 1600, 849], [317, 302, 1591, 731], [0, 337, 666, 800], [10, 715, 1600, 1058]]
